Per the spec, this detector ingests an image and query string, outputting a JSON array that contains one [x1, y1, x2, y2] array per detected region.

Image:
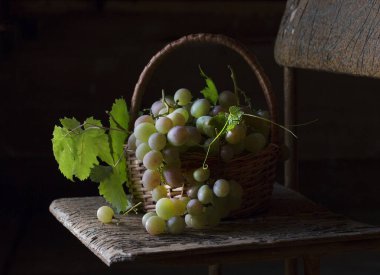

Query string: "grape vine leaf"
[[60, 117, 80, 131], [209, 112, 228, 134], [99, 167, 129, 213], [90, 165, 113, 183], [52, 126, 76, 181], [199, 66, 218, 105], [227, 106, 243, 131]]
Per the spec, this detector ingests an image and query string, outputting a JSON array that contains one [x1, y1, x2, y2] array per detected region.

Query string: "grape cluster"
[[127, 88, 269, 235]]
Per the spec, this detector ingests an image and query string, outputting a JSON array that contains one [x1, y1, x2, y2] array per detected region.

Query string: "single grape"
[[145, 215, 166, 235], [155, 116, 173, 134], [164, 96, 176, 107], [244, 132, 267, 154], [127, 133, 137, 151], [171, 198, 187, 216], [185, 214, 193, 227], [191, 99, 210, 118], [163, 167, 185, 188], [196, 116, 211, 135], [135, 143, 151, 161], [167, 126, 189, 146], [187, 199, 203, 216], [186, 184, 202, 199], [151, 100, 165, 116], [167, 216, 186, 234], [155, 198, 176, 220], [213, 196, 231, 218], [191, 213, 207, 229], [225, 124, 247, 144], [134, 122, 157, 142], [151, 185, 168, 202], [167, 112, 186, 126], [197, 185, 214, 204], [148, 132, 167, 151], [218, 90, 238, 109], [97, 206, 114, 224], [142, 169, 161, 190], [142, 212, 157, 227], [220, 144, 234, 162], [185, 126, 202, 147], [193, 167, 210, 183], [162, 147, 180, 166], [210, 105, 227, 116], [173, 108, 189, 122], [174, 88, 192, 106], [143, 150, 163, 170], [135, 138, 143, 147], [134, 115, 154, 128], [213, 179, 230, 198]]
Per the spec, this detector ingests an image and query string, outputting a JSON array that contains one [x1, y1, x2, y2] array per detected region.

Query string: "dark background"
[[1, 1, 380, 274]]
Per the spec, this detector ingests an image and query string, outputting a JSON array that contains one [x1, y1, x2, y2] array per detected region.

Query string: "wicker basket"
[[127, 33, 280, 218]]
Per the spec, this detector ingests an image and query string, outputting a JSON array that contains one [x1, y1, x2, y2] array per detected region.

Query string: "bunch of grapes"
[[122, 86, 270, 235]]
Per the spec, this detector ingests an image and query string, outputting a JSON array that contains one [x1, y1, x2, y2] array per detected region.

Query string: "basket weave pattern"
[[127, 33, 280, 218]]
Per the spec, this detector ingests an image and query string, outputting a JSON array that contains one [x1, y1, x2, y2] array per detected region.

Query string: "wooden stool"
[[275, 0, 380, 274]]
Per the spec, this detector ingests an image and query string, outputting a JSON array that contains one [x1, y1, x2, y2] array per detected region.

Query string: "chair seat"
[[49, 184, 380, 267]]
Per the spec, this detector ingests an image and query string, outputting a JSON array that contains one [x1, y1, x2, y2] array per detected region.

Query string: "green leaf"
[[90, 165, 113, 183], [52, 126, 76, 181], [199, 66, 218, 105], [209, 112, 228, 134], [227, 106, 243, 131], [99, 168, 130, 213], [109, 98, 129, 162], [60, 117, 80, 130]]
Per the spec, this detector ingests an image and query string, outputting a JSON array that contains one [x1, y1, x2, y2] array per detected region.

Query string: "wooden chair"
[[275, 0, 380, 274], [50, 1, 380, 274]]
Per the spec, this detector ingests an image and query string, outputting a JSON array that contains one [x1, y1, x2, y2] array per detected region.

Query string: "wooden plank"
[[274, 0, 380, 78], [49, 184, 380, 267]]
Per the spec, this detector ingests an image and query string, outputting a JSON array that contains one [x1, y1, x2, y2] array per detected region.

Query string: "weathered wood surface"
[[49, 184, 380, 267], [275, 0, 380, 78]]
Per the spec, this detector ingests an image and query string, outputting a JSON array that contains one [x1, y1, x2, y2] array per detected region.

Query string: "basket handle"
[[130, 33, 279, 145]]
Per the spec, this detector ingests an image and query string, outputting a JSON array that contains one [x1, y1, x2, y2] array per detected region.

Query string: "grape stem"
[[64, 122, 127, 138], [228, 65, 240, 106], [123, 201, 142, 215]]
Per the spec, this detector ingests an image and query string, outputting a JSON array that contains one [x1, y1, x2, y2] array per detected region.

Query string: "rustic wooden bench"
[[49, 184, 380, 274]]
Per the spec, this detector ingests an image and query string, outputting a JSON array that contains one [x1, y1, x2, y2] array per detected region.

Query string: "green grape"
[[134, 122, 157, 142], [174, 88, 192, 106], [135, 138, 143, 148], [191, 99, 210, 118], [127, 133, 137, 151], [171, 198, 187, 216], [142, 212, 157, 227], [167, 216, 186, 234], [162, 147, 180, 166], [244, 133, 267, 154], [163, 167, 184, 188], [158, 106, 174, 115], [185, 126, 202, 147], [152, 185, 167, 202], [186, 184, 202, 199], [151, 100, 165, 116], [210, 105, 227, 116], [220, 144, 234, 162], [186, 199, 203, 216], [173, 108, 190, 122], [185, 214, 193, 227], [142, 169, 161, 190], [204, 205, 221, 227], [145, 215, 166, 235], [155, 198, 176, 220], [167, 126, 189, 146], [148, 133, 167, 151], [197, 185, 213, 204], [179, 196, 191, 211], [191, 213, 207, 229], [213, 179, 230, 198], [134, 115, 154, 128], [195, 116, 211, 135], [193, 167, 210, 183], [218, 90, 238, 109], [97, 206, 114, 224], [167, 112, 186, 126], [135, 143, 151, 161], [225, 124, 246, 144], [155, 116, 173, 134], [143, 150, 163, 170]]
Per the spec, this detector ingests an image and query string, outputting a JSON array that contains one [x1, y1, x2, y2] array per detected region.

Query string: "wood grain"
[[49, 184, 380, 267], [275, 0, 380, 78]]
